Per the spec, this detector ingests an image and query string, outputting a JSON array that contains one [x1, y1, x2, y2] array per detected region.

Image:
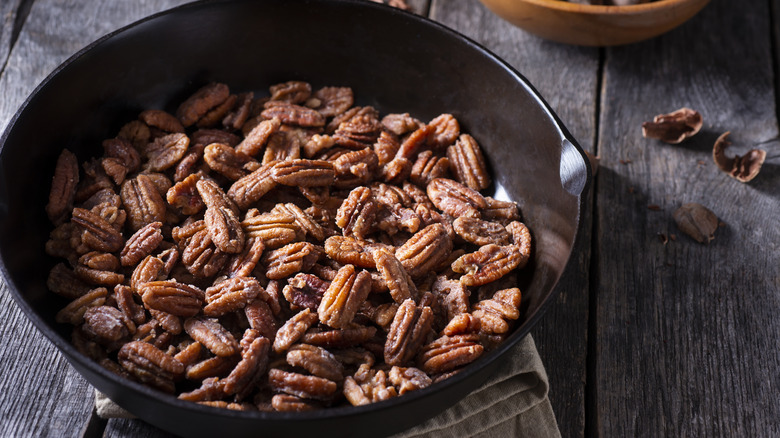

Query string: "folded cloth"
[[95, 335, 560, 437]]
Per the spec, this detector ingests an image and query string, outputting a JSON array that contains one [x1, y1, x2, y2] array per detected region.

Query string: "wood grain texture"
[[431, 2, 599, 437], [0, 0, 26, 74], [595, 0, 780, 435], [0, 0, 191, 436]]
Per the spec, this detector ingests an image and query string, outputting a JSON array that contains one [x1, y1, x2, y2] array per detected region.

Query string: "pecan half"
[[419, 334, 483, 374], [388, 366, 432, 395], [181, 228, 228, 278], [318, 264, 372, 329], [121, 174, 167, 231], [426, 114, 460, 150], [47, 149, 79, 224], [271, 159, 335, 187], [268, 368, 337, 400], [384, 299, 434, 366], [324, 236, 389, 269], [273, 308, 319, 353], [177, 83, 231, 128], [312, 86, 354, 117], [301, 325, 377, 348], [167, 174, 205, 215], [373, 249, 418, 303], [335, 186, 377, 238], [55, 287, 108, 325], [451, 244, 523, 287], [235, 117, 281, 157], [184, 316, 240, 357], [286, 344, 344, 382], [381, 113, 423, 137], [261, 102, 325, 128], [140, 280, 205, 317], [144, 133, 190, 172], [446, 134, 491, 191], [453, 217, 511, 246], [262, 131, 301, 164], [118, 341, 185, 393], [204, 277, 261, 317], [121, 221, 163, 266], [426, 178, 486, 219], [410, 150, 450, 187], [473, 287, 522, 334], [263, 241, 319, 280], [394, 223, 452, 278], [227, 162, 278, 209], [204, 142, 254, 181], [241, 211, 301, 249], [83, 305, 134, 345], [283, 273, 330, 311], [71, 207, 124, 253], [222, 331, 271, 398]]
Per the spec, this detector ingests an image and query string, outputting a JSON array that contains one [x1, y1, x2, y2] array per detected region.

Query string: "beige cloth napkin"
[[95, 335, 560, 437]]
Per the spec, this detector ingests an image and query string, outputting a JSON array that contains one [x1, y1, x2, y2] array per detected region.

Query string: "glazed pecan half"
[[426, 177, 486, 219], [394, 223, 452, 278], [451, 244, 524, 287], [384, 299, 434, 366], [184, 316, 239, 357], [318, 264, 372, 329], [139, 280, 205, 317]]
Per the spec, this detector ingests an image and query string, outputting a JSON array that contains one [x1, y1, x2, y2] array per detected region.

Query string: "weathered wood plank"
[[0, 0, 192, 437], [431, 2, 599, 437], [596, 0, 780, 435], [103, 419, 176, 438], [0, 0, 27, 75]]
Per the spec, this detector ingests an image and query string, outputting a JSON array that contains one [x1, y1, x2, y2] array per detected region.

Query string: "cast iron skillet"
[[0, 0, 590, 436]]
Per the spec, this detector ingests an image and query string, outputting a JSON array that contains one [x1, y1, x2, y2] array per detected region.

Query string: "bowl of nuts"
[[0, 0, 589, 436], [478, 0, 711, 46]]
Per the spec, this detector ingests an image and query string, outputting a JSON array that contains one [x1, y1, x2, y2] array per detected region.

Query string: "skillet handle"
[[559, 138, 590, 196]]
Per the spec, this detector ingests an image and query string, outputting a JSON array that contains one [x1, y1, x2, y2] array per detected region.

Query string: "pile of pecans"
[[44, 80, 532, 411]]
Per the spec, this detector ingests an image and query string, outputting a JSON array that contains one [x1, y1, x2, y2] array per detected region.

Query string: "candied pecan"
[[452, 244, 524, 287], [118, 341, 185, 393], [100, 157, 128, 185], [428, 179, 485, 220], [419, 334, 483, 374], [177, 83, 231, 128], [273, 308, 318, 353], [384, 299, 434, 366], [446, 134, 491, 191], [192, 128, 241, 148], [222, 92, 254, 131], [410, 150, 450, 187], [120, 221, 163, 266], [442, 313, 481, 336], [473, 287, 522, 334], [184, 316, 239, 357], [203, 143, 253, 181], [140, 280, 205, 317], [312, 86, 353, 117], [305, 326, 378, 349], [121, 174, 167, 231], [381, 157, 413, 184], [505, 221, 532, 264], [343, 376, 371, 406], [453, 217, 511, 246], [167, 174, 205, 215], [204, 277, 261, 317], [179, 376, 225, 402], [197, 177, 239, 214], [225, 236, 265, 278], [204, 206, 245, 254], [79, 251, 120, 272], [374, 131, 401, 167], [324, 235, 389, 269], [75, 159, 113, 203], [272, 203, 325, 242], [227, 162, 277, 209], [272, 394, 320, 412], [270, 81, 312, 104], [144, 133, 190, 172], [48, 263, 90, 299], [241, 211, 300, 249], [262, 131, 301, 165], [335, 186, 377, 238], [388, 366, 432, 395], [261, 102, 325, 128], [303, 134, 336, 158], [432, 276, 470, 322], [426, 114, 460, 150], [641, 107, 703, 144], [271, 159, 335, 187], [245, 298, 277, 341], [287, 344, 344, 382], [333, 113, 382, 149], [74, 264, 124, 287], [117, 120, 151, 151], [181, 229, 229, 278], [83, 305, 134, 345], [139, 109, 185, 134], [349, 364, 397, 402], [373, 249, 418, 303], [394, 223, 452, 278], [318, 264, 372, 329], [283, 273, 330, 310], [47, 149, 79, 224], [223, 330, 271, 398], [114, 284, 146, 326], [482, 196, 520, 224], [332, 148, 379, 188], [103, 138, 141, 173], [173, 341, 203, 366], [197, 93, 237, 128], [268, 368, 337, 400], [235, 117, 281, 157], [326, 106, 376, 134], [381, 113, 423, 137], [150, 308, 182, 335], [173, 145, 206, 182], [263, 241, 319, 280], [70, 207, 123, 252], [396, 125, 433, 160], [186, 355, 239, 380], [45, 223, 78, 261]]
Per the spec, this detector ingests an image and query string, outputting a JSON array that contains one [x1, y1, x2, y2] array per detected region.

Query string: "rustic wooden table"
[[1, 0, 778, 436]]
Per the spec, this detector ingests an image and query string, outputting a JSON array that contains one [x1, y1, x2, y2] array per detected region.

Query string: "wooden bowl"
[[478, 0, 711, 46]]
